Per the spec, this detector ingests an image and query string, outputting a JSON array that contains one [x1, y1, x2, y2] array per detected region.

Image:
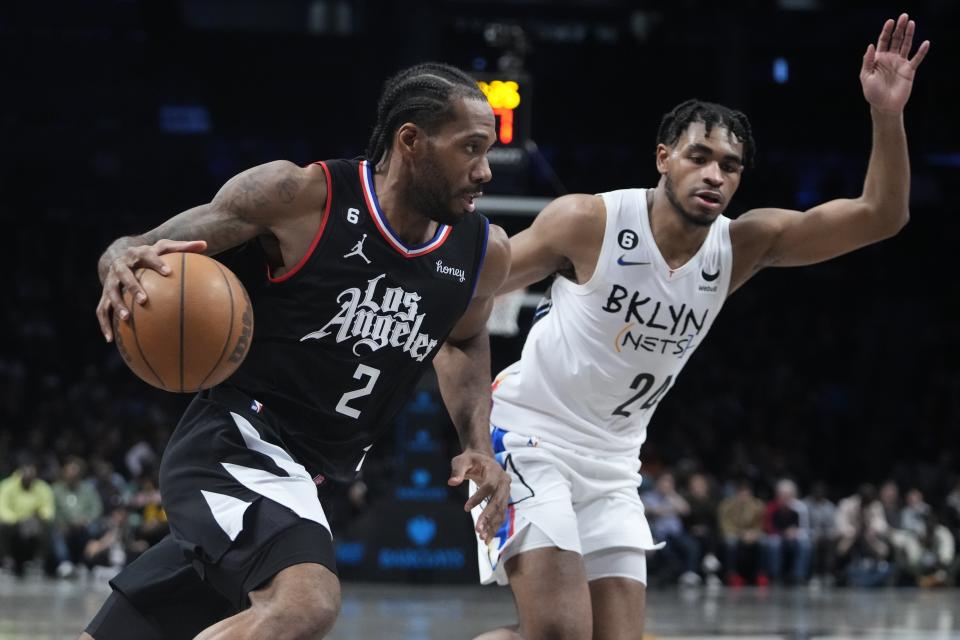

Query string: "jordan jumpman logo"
[[343, 234, 371, 264]]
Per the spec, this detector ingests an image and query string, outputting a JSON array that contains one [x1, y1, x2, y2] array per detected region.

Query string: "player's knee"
[[527, 614, 590, 640], [260, 589, 339, 640], [303, 589, 341, 638], [285, 596, 340, 639], [252, 565, 341, 639]]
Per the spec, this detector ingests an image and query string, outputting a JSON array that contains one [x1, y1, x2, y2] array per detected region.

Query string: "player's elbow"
[[894, 207, 910, 233], [879, 207, 910, 239], [863, 200, 909, 241]]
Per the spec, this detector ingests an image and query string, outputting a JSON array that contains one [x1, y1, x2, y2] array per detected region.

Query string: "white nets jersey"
[[491, 188, 733, 462]]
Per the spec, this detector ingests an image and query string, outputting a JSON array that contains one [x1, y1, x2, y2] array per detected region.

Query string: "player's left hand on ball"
[[449, 450, 511, 543]]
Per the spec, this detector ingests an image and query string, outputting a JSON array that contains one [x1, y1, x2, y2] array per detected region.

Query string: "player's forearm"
[[433, 331, 495, 455], [499, 266, 544, 295], [97, 203, 260, 283], [860, 107, 911, 234], [97, 204, 208, 281]]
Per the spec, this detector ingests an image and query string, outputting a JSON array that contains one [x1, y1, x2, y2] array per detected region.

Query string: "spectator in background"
[[836, 483, 892, 587], [879, 480, 902, 530], [911, 511, 956, 587], [0, 456, 55, 577], [900, 488, 932, 538], [123, 430, 158, 480], [643, 471, 700, 586], [888, 488, 955, 586], [944, 478, 960, 541], [90, 457, 127, 513], [127, 471, 167, 548], [878, 480, 919, 579], [718, 479, 767, 586], [804, 481, 838, 587], [683, 472, 722, 586], [51, 456, 103, 577], [83, 506, 149, 576], [762, 478, 811, 585]]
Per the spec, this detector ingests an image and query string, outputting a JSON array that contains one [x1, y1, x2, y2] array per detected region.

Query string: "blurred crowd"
[[641, 469, 960, 589], [0, 452, 167, 580], [5, 435, 959, 591]]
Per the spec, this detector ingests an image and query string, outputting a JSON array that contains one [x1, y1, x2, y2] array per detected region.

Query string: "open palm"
[[860, 13, 930, 113]]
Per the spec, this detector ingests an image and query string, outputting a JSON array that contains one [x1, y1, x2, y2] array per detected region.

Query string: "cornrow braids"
[[657, 99, 756, 168], [365, 62, 487, 165]]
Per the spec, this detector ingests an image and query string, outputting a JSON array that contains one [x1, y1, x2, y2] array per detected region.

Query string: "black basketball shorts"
[[85, 389, 337, 640]]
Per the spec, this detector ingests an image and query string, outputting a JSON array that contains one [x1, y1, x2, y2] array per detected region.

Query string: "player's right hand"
[[97, 238, 207, 342]]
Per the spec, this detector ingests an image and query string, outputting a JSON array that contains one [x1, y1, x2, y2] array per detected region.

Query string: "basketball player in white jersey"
[[472, 14, 928, 640]]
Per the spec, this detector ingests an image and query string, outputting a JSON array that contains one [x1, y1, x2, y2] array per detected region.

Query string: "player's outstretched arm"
[[96, 160, 322, 341], [433, 224, 511, 543], [500, 193, 606, 293], [729, 14, 929, 290]]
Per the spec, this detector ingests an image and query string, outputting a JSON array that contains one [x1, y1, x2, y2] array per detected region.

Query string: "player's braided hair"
[[657, 99, 755, 168], [365, 62, 487, 165]]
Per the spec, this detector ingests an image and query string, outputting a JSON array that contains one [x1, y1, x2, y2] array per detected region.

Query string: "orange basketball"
[[113, 252, 254, 393]]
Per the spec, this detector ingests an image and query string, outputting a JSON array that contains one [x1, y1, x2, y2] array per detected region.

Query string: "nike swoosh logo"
[[701, 269, 720, 281], [617, 255, 651, 266]]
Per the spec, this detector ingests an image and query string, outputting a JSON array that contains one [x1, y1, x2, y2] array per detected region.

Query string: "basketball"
[[113, 252, 254, 393]]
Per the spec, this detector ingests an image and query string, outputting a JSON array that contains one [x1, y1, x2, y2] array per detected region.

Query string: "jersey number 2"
[[336, 364, 380, 419]]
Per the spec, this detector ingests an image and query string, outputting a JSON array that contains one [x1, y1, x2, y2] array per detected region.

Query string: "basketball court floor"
[[1, 574, 958, 639]]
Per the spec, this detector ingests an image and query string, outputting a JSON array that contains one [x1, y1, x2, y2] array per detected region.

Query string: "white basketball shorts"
[[471, 425, 660, 586]]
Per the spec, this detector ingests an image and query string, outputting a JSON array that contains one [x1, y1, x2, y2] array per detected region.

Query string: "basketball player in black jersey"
[[85, 63, 511, 640]]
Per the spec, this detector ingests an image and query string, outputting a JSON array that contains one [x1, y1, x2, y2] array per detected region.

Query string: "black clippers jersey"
[[220, 158, 489, 481]]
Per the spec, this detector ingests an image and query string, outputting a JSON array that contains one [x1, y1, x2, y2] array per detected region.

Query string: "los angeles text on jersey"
[[602, 284, 710, 356], [301, 273, 438, 361]]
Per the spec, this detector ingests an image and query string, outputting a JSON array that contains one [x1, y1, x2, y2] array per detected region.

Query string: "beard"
[[408, 151, 466, 226], [664, 173, 715, 228]]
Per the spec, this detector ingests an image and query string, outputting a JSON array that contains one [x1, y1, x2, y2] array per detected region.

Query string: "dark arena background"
[[1, 1, 959, 638]]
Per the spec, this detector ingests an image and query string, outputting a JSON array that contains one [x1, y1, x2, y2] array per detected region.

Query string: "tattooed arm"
[[96, 160, 325, 341]]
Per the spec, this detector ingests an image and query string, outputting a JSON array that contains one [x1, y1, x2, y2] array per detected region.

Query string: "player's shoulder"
[[487, 221, 509, 253], [475, 222, 510, 297], [519, 193, 605, 258], [536, 193, 605, 234]]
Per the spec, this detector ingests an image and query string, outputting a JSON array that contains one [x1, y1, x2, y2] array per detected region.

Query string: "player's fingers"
[[861, 43, 875, 74], [877, 18, 895, 52], [482, 480, 510, 527], [96, 297, 114, 342], [115, 264, 147, 307], [889, 13, 907, 54], [900, 19, 915, 58], [154, 238, 207, 256], [477, 491, 509, 541], [448, 455, 473, 486], [464, 480, 494, 512], [910, 40, 930, 69], [134, 247, 173, 278], [476, 473, 511, 531], [105, 280, 130, 322]]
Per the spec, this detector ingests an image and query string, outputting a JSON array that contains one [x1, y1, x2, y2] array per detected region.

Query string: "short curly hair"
[[657, 99, 755, 167]]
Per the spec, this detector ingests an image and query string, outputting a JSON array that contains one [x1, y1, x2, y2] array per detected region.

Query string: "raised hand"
[[860, 13, 930, 114]]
